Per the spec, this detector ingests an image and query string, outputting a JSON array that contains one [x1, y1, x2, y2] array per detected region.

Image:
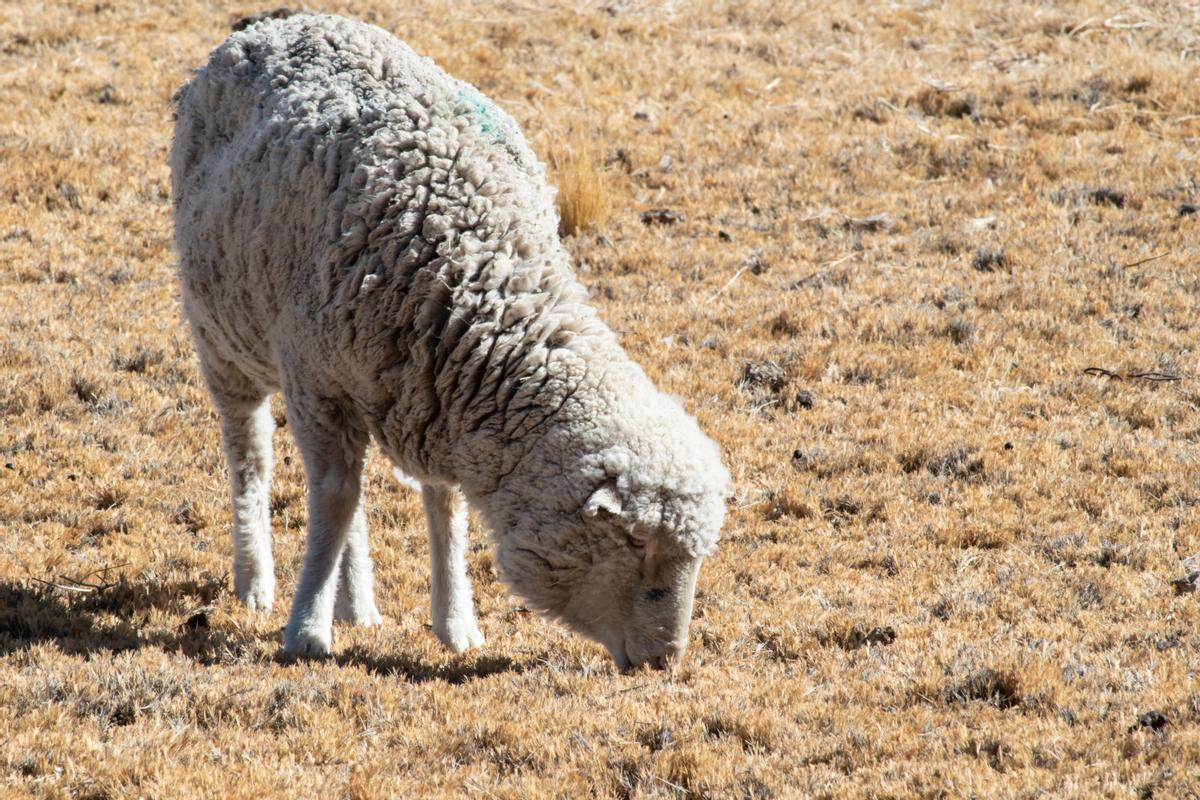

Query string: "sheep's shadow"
[[0, 578, 531, 683], [330, 645, 528, 684], [0, 575, 228, 658]]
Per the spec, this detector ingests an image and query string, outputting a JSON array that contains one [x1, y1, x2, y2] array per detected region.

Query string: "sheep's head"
[[483, 398, 728, 671]]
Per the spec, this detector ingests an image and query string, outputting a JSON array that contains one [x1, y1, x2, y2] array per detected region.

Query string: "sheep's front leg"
[[333, 497, 383, 626], [282, 404, 369, 656], [422, 484, 484, 652], [216, 395, 276, 612]]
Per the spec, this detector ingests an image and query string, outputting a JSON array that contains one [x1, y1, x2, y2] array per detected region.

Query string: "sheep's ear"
[[583, 484, 623, 520]]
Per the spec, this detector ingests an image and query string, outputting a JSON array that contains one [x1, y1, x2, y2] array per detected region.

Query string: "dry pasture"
[[3, 1, 1200, 797]]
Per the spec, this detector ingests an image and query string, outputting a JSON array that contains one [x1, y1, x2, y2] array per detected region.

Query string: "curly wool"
[[171, 13, 727, 662]]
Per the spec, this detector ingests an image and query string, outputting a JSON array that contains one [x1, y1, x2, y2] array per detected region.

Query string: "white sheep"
[[170, 13, 728, 669]]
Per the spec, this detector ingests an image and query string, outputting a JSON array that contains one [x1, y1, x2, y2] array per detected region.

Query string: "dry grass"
[[3, 0, 1200, 797], [549, 131, 612, 237]]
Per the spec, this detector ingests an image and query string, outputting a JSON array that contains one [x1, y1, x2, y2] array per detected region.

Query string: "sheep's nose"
[[648, 645, 684, 671]]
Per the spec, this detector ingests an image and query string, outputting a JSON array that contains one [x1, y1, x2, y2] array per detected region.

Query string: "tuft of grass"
[[112, 347, 164, 374], [944, 667, 1023, 710], [91, 485, 127, 511], [549, 132, 611, 237], [71, 376, 104, 405]]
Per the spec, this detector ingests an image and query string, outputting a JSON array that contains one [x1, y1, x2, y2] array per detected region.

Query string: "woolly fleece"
[[170, 13, 728, 668]]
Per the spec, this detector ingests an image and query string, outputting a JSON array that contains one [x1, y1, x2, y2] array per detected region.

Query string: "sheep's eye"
[[625, 533, 646, 552]]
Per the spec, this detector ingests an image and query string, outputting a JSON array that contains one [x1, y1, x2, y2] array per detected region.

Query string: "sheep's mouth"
[[604, 637, 631, 671]]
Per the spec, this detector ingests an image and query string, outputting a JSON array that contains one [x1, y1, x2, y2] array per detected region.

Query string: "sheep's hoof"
[[334, 599, 383, 626], [235, 577, 275, 614], [434, 617, 485, 653], [282, 625, 332, 657]]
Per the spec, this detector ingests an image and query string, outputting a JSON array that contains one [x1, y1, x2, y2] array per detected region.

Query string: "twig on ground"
[[74, 562, 129, 584], [705, 265, 750, 303], [1104, 14, 1158, 30], [654, 776, 691, 795], [1124, 251, 1171, 268], [1083, 367, 1181, 382], [30, 562, 128, 594], [31, 578, 97, 594], [56, 575, 116, 592]]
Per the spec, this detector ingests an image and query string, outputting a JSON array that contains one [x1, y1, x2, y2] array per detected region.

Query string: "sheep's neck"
[[445, 308, 627, 498]]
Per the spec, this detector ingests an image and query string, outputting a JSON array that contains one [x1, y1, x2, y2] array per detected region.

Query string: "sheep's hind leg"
[[422, 484, 484, 652], [206, 378, 276, 614], [282, 397, 369, 656], [333, 496, 383, 626], [332, 467, 425, 625]]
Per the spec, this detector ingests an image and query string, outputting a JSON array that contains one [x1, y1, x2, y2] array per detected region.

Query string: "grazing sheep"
[[170, 13, 728, 669]]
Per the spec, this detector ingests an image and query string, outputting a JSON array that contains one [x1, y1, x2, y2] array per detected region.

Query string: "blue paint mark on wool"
[[457, 86, 508, 143]]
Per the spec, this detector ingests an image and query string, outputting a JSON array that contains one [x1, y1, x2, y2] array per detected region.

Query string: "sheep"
[[169, 13, 728, 670]]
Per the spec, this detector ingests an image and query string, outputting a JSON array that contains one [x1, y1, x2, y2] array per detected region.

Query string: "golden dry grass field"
[[3, 0, 1200, 797]]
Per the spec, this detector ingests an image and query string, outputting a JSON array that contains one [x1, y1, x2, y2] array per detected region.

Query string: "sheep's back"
[[170, 14, 559, 380], [170, 14, 604, 479]]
